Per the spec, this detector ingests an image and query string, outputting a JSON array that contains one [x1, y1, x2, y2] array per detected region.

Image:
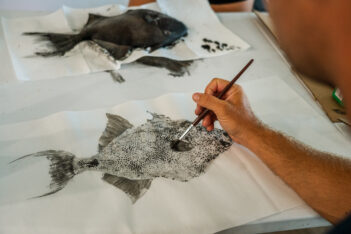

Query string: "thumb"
[[192, 93, 227, 114]]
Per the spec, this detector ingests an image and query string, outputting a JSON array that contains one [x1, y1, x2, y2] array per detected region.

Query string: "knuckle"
[[212, 77, 219, 83], [213, 77, 226, 84], [232, 84, 243, 93], [204, 86, 212, 94]]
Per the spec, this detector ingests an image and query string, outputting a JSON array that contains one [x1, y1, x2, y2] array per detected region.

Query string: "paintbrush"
[[171, 59, 254, 150]]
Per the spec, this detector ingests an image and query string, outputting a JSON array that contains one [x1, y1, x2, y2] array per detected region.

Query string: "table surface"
[[0, 9, 342, 233]]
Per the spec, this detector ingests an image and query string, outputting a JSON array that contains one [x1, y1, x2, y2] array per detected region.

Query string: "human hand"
[[192, 78, 261, 145]]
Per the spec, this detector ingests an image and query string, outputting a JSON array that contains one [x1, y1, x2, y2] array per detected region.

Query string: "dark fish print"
[[11, 113, 232, 203], [24, 9, 193, 78]]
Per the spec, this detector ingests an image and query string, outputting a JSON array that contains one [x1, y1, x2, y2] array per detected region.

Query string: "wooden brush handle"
[[192, 59, 254, 126]]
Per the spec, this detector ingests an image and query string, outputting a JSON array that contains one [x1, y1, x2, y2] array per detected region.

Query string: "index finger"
[[204, 78, 236, 100], [204, 78, 230, 96]]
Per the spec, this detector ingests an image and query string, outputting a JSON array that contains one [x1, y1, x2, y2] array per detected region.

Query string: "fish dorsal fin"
[[85, 13, 108, 26], [98, 113, 133, 152], [147, 111, 172, 123]]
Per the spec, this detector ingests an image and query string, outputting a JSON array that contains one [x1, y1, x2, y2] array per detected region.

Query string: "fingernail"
[[193, 93, 200, 101]]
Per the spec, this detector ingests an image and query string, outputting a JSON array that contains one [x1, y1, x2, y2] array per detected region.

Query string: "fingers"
[[202, 112, 212, 127], [195, 104, 203, 115], [192, 92, 227, 116], [204, 78, 238, 100], [204, 78, 230, 95], [206, 124, 214, 131], [193, 78, 244, 133]]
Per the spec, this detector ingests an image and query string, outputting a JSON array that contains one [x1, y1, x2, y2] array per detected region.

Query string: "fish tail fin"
[[10, 150, 77, 197], [23, 32, 81, 57]]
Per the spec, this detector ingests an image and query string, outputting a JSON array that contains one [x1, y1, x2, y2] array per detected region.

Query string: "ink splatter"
[[12, 113, 232, 203], [201, 38, 239, 53], [201, 44, 211, 52]]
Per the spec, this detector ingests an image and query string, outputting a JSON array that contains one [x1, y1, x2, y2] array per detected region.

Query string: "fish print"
[[11, 113, 232, 203], [24, 9, 192, 77]]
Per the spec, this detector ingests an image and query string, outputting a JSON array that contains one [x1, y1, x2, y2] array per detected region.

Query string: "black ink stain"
[[201, 44, 211, 52], [203, 38, 213, 43], [200, 38, 236, 53]]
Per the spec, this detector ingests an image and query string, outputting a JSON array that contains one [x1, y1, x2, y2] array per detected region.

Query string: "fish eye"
[[170, 140, 193, 152]]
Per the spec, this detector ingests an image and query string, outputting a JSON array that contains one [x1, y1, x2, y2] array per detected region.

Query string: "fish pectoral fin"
[[136, 56, 193, 76], [93, 39, 132, 60], [85, 13, 108, 26], [102, 174, 152, 203], [98, 113, 133, 152]]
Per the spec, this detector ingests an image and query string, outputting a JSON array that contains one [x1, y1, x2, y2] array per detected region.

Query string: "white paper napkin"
[[2, 0, 250, 81]]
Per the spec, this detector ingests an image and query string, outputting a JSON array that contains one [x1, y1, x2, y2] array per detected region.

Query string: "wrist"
[[234, 119, 268, 149]]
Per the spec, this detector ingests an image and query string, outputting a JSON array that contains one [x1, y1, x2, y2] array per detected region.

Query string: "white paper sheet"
[[0, 93, 302, 234], [2, 0, 250, 81], [1, 77, 350, 233]]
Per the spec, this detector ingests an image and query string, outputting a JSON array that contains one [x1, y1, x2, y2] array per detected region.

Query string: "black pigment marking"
[[13, 112, 232, 204], [203, 38, 213, 43], [201, 44, 211, 52], [200, 38, 236, 53], [24, 10, 189, 77]]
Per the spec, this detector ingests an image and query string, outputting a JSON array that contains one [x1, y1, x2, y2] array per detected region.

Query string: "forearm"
[[244, 122, 351, 224], [211, 0, 254, 12], [128, 0, 155, 6], [128, 0, 253, 12]]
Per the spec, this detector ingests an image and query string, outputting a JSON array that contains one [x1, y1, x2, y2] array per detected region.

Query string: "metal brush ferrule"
[[178, 124, 194, 141]]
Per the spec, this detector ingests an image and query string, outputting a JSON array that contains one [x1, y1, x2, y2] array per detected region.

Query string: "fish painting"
[[11, 113, 232, 203], [24, 9, 192, 78]]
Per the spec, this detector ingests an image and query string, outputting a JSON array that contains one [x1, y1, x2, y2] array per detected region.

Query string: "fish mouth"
[[170, 140, 193, 152]]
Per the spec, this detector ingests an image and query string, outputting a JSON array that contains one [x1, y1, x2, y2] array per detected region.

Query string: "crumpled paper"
[[2, 0, 250, 81]]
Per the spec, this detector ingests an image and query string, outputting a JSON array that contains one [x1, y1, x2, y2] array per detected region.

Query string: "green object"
[[333, 88, 344, 107]]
